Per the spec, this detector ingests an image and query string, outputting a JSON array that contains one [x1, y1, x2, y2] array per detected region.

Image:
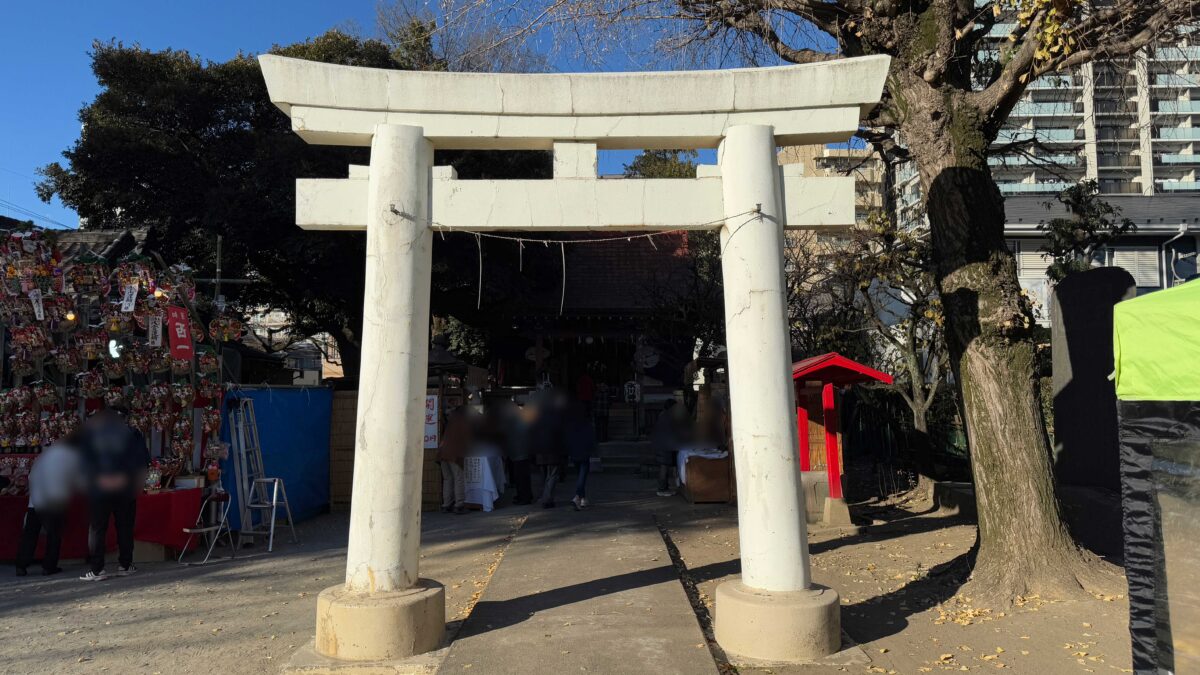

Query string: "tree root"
[[960, 543, 1124, 607]]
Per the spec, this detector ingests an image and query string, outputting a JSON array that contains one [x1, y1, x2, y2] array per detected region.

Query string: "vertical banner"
[[27, 289, 44, 321], [423, 394, 439, 449], [120, 283, 139, 313], [147, 314, 163, 347], [166, 306, 194, 361]]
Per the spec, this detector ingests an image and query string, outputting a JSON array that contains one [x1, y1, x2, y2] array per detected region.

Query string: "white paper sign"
[[423, 395, 439, 449], [120, 283, 139, 313], [27, 289, 43, 321], [147, 314, 163, 347]]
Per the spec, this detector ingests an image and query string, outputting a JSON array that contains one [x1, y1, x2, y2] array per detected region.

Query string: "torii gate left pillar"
[[312, 125, 445, 660], [259, 53, 890, 668]]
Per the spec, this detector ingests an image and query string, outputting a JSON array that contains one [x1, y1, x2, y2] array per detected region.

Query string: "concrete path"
[[440, 475, 717, 675]]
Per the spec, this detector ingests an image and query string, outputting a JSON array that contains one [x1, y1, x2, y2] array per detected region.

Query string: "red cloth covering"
[[0, 487, 202, 560]]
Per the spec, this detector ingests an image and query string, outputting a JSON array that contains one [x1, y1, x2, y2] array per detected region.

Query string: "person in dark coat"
[[653, 399, 683, 497], [564, 401, 598, 510], [503, 401, 535, 505], [530, 393, 566, 508], [79, 407, 150, 581]]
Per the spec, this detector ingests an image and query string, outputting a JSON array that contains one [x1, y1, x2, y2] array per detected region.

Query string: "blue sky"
[[0, 1, 736, 229]]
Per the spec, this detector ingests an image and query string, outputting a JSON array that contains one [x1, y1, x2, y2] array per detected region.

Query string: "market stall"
[[1112, 279, 1200, 674], [0, 228, 242, 561]]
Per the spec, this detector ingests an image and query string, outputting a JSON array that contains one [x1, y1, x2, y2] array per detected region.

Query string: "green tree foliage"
[[1038, 180, 1135, 282]]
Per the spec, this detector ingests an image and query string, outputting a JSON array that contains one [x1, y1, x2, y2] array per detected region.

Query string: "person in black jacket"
[[78, 407, 150, 582]]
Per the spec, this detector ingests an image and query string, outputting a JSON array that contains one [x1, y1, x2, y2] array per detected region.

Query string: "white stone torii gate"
[[259, 53, 889, 666]]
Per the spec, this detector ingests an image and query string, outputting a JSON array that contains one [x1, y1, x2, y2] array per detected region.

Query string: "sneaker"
[[580, 498, 590, 508], [656, 490, 676, 498], [441, 505, 453, 513], [79, 571, 107, 582], [453, 506, 467, 515], [15, 567, 27, 577], [116, 565, 137, 577]]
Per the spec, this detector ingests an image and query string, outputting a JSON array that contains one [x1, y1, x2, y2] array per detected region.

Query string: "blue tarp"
[[219, 386, 333, 530]]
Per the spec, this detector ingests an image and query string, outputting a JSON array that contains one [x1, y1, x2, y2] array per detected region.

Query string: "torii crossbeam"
[[259, 53, 889, 667]]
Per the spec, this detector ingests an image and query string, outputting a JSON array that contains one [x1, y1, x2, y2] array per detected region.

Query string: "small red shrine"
[[792, 353, 892, 508]]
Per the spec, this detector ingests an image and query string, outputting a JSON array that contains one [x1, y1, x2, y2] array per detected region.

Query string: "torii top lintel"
[[258, 54, 890, 150]]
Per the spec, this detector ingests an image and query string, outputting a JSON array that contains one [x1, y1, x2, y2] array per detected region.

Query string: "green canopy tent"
[[1113, 278, 1200, 674]]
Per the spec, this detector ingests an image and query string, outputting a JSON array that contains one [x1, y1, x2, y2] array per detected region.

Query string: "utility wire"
[[0, 198, 74, 229]]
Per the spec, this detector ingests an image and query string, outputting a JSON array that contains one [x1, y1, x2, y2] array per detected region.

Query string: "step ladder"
[[230, 397, 297, 552], [178, 490, 236, 565]]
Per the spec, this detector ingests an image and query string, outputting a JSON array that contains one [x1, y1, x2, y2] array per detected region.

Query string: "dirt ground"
[[660, 497, 1133, 674], [0, 476, 1134, 675]]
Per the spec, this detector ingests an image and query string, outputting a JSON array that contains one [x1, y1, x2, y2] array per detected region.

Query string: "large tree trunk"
[[902, 90, 1116, 603]]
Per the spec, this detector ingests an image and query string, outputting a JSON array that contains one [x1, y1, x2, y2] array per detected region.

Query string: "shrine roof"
[[792, 352, 893, 386]]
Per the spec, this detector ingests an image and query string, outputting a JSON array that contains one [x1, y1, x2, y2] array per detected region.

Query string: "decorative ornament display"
[[202, 407, 222, 434], [198, 350, 219, 375], [76, 329, 107, 360], [11, 325, 52, 358], [101, 355, 125, 380], [33, 382, 58, 408], [208, 315, 244, 342], [78, 370, 106, 399], [157, 265, 196, 303], [9, 353, 34, 378], [115, 259, 155, 293], [65, 254, 111, 297], [121, 346, 151, 375], [103, 386, 127, 409], [196, 377, 222, 400], [103, 306, 133, 335], [171, 358, 192, 376], [147, 347, 172, 373], [172, 382, 194, 408]]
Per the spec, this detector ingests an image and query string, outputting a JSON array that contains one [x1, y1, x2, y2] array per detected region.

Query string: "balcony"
[[987, 23, 1016, 38], [1160, 153, 1200, 164], [1028, 75, 1077, 90], [1152, 46, 1200, 61], [995, 128, 1079, 143], [988, 154, 1079, 167], [1155, 74, 1200, 88], [998, 181, 1075, 195], [1157, 127, 1200, 140], [1158, 181, 1200, 191], [1156, 100, 1200, 114], [1010, 102, 1081, 117]]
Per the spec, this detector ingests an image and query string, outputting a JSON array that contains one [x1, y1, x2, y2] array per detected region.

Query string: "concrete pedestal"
[[314, 582, 446, 661], [823, 497, 853, 526], [714, 579, 841, 663]]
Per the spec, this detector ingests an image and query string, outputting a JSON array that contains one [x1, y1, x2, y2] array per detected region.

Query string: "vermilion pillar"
[[822, 383, 842, 500], [797, 393, 811, 472]]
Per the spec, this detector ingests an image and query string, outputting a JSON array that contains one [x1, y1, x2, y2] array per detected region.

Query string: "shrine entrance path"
[[439, 475, 718, 675]]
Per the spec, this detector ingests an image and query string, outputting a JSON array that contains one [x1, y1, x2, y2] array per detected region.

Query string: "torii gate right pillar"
[[714, 125, 840, 661]]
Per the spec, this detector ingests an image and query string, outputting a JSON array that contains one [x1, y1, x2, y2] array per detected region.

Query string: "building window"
[[1108, 247, 1162, 287]]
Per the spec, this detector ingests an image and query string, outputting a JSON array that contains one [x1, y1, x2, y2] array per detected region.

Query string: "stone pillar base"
[[714, 579, 840, 662], [315, 580, 446, 661], [823, 497, 853, 526]]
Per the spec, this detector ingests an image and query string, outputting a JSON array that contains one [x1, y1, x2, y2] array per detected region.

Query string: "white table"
[[464, 450, 507, 512]]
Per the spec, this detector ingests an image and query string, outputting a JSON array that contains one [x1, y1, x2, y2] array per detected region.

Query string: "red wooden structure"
[[792, 353, 893, 500]]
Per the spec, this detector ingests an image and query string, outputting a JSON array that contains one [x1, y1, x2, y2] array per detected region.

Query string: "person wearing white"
[[16, 433, 83, 577]]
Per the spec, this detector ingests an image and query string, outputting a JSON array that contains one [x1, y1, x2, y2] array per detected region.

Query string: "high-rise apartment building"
[[988, 25, 1200, 196]]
